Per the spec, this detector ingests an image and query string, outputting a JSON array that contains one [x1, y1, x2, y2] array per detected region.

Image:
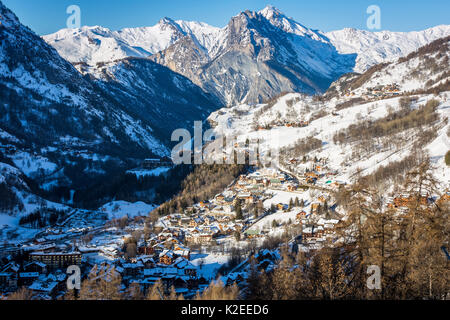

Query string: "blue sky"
[[2, 0, 449, 35]]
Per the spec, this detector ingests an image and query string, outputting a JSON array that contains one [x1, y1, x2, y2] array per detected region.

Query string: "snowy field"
[[98, 201, 157, 220], [191, 253, 230, 280]]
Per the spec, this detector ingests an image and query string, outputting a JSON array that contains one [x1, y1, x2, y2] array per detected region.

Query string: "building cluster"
[[287, 158, 345, 189], [257, 120, 310, 131], [344, 83, 401, 100], [2, 156, 445, 300], [157, 169, 296, 244], [0, 230, 207, 299], [0, 243, 82, 299], [361, 83, 401, 100], [386, 191, 450, 211]]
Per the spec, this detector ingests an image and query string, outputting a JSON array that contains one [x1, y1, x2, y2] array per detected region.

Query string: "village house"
[[29, 251, 82, 271], [203, 216, 215, 225], [215, 194, 225, 204], [185, 232, 213, 244], [23, 261, 47, 274], [142, 158, 173, 169], [302, 225, 325, 241], [157, 232, 174, 241], [296, 211, 307, 221], [437, 192, 450, 206], [0, 262, 20, 290], [173, 258, 197, 278], [286, 184, 297, 192], [138, 243, 155, 256], [305, 172, 319, 184], [189, 217, 204, 228], [137, 256, 156, 269], [199, 201, 211, 209], [174, 248, 191, 261], [244, 229, 262, 239], [317, 218, 340, 235], [28, 275, 60, 299], [389, 194, 429, 208], [179, 217, 192, 227], [311, 203, 321, 214], [237, 193, 255, 204], [121, 261, 144, 277], [159, 250, 175, 265], [277, 203, 288, 211], [18, 272, 40, 287], [270, 178, 282, 187]]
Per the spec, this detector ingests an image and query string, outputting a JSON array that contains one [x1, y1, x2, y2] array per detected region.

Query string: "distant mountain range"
[[44, 5, 450, 105]]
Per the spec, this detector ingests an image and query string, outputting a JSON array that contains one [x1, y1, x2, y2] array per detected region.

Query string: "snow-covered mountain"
[[207, 36, 450, 190], [43, 26, 152, 65], [43, 5, 450, 106], [326, 25, 450, 73], [150, 7, 355, 105], [0, 2, 171, 152], [0, 1, 218, 195], [89, 57, 220, 144], [43, 18, 224, 66]]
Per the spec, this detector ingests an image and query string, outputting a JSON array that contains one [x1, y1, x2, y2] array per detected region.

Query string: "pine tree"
[[7, 287, 33, 300], [195, 280, 239, 300], [79, 265, 99, 300], [333, 181, 372, 297], [272, 220, 278, 228], [246, 259, 270, 299], [147, 280, 165, 300], [270, 249, 298, 299], [364, 203, 401, 299], [99, 267, 123, 300], [253, 206, 259, 219], [310, 248, 352, 299], [270, 203, 276, 213], [64, 289, 78, 300], [235, 200, 243, 220], [289, 198, 294, 210], [168, 286, 178, 300], [126, 282, 144, 300]]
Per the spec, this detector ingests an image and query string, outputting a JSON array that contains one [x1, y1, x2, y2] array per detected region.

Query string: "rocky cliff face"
[[150, 8, 356, 105]]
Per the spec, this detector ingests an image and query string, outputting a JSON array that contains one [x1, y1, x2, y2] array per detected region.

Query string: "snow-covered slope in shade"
[[326, 25, 450, 73], [0, 1, 169, 157]]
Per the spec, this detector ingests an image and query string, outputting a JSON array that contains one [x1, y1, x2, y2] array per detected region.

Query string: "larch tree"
[[147, 280, 165, 300]]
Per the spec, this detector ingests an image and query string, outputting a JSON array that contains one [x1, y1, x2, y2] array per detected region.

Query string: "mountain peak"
[[259, 5, 285, 19], [157, 17, 186, 34], [257, 5, 328, 43], [158, 17, 176, 25]]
